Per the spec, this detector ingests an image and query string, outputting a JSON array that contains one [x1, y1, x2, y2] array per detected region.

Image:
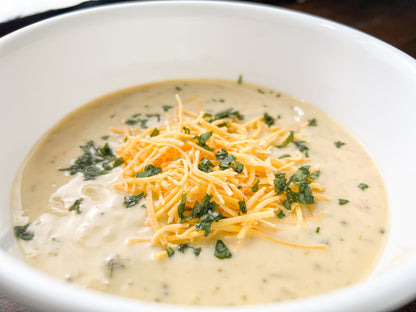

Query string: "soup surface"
[[11, 79, 388, 305]]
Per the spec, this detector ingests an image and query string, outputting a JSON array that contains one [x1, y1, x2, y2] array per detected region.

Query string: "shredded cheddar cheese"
[[112, 95, 328, 257]]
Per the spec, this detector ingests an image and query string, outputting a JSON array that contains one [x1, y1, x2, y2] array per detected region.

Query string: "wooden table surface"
[[0, 0, 415, 311]]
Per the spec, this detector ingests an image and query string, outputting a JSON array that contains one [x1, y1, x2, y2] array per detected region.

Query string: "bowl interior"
[[1, 1, 416, 311]]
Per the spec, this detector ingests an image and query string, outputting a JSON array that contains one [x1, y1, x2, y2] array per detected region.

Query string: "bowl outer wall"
[[0, 1, 416, 311]]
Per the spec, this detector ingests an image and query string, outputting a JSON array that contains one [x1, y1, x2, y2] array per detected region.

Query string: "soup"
[[11, 79, 388, 305]]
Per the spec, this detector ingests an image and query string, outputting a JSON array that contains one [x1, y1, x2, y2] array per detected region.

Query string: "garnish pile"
[[113, 95, 328, 259]]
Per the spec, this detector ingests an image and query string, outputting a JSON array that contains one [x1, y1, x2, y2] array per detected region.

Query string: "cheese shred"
[[113, 95, 328, 257]]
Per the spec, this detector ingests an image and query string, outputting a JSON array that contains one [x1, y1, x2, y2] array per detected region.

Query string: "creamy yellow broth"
[[11, 80, 389, 305]]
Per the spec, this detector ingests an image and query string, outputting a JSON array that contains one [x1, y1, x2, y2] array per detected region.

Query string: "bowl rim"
[[1, 1, 416, 311]]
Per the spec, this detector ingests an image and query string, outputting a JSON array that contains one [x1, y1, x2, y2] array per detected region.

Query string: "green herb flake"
[[125, 119, 137, 125], [150, 128, 160, 137], [113, 157, 124, 168], [358, 183, 369, 190], [183, 126, 190, 134], [14, 223, 34, 241], [308, 118, 318, 127], [316, 227, 321, 233], [263, 113, 275, 127], [175, 86, 182, 91], [145, 114, 161, 122], [338, 199, 349, 205], [214, 240, 232, 259], [294, 140, 309, 157], [194, 131, 214, 151], [133, 164, 162, 178], [209, 108, 244, 123], [163, 105, 173, 112], [276, 210, 286, 219], [198, 157, 215, 173], [215, 148, 244, 174], [335, 141, 346, 148], [195, 210, 223, 236], [178, 193, 187, 222], [257, 89, 265, 94], [69, 198, 83, 214], [237, 74, 243, 84], [166, 247, 175, 258], [273, 166, 318, 210], [189, 194, 223, 236], [59, 141, 120, 180], [277, 131, 294, 148], [276, 93, 281, 98], [278, 154, 291, 159], [139, 119, 148, 129], [238, 200, 247, 215], [193, 247, 202, 256], [176, 243, 201, 256], [101, 135, 109, 140], [123, 193, 145, 208], [310, 170, 321, 180], [202, 113, 213, 119], [251, 180, 259, 192], [177, 243, 188, 253]]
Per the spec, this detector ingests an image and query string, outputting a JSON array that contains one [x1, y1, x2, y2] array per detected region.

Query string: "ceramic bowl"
[[1, 1, 415, 311]]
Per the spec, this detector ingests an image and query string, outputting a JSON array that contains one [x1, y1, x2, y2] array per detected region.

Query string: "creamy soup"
[[11, 79, 388, 305]]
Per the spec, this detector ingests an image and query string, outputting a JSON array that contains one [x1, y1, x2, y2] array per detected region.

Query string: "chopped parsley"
[[150, 128, 160, 137], [237, 74, 243, 84], [251, 180, 259, 192], [335, 141, 346, 148], [215, 148, 244, 173], [194, 131, 214, 151], [175, 86, 182, 91], [263, 113, 275, 127], [195, 210, 223, 237], [238, 200, 247, 215], [338, 199, 349, 205], [214, 240, 232, 259], [133, 164, 162, 178], [308, 118, 317, 127], [358, 183, 369, 190], [113, 157, 125, 168], [123, 193, 145, 208], [273, 166, 319, 210], [293, 140, 309, 157], [277, 131, 294, 148], [14, 223, 34, 241], [257, 89, 265, 94], [69, 198, 83, 214], [208, 108, 244, 123], [278, 154, 291, 159], [198, 157, 215, 173], [163, 105, 173, 112], [177, 243, 188, 252], [177, 243, 202, 256], [276, 210, 286, 219], [316, 227, 321, 233], [180, 194, 224, 236], [183, 126, 190, 134], [166, 247, 175, 257], [101, 135, 109, 140], [177, 193, 187, 222], [59, 141, 122, 180], [145, 114, 161, 122], [125, 113, 160, 128]]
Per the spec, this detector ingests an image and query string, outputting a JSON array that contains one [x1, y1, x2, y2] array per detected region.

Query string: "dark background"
[[1, 0, 415, 311]]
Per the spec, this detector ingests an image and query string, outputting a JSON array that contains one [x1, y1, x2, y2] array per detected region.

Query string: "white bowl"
[[1, 1, 416, 311]]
